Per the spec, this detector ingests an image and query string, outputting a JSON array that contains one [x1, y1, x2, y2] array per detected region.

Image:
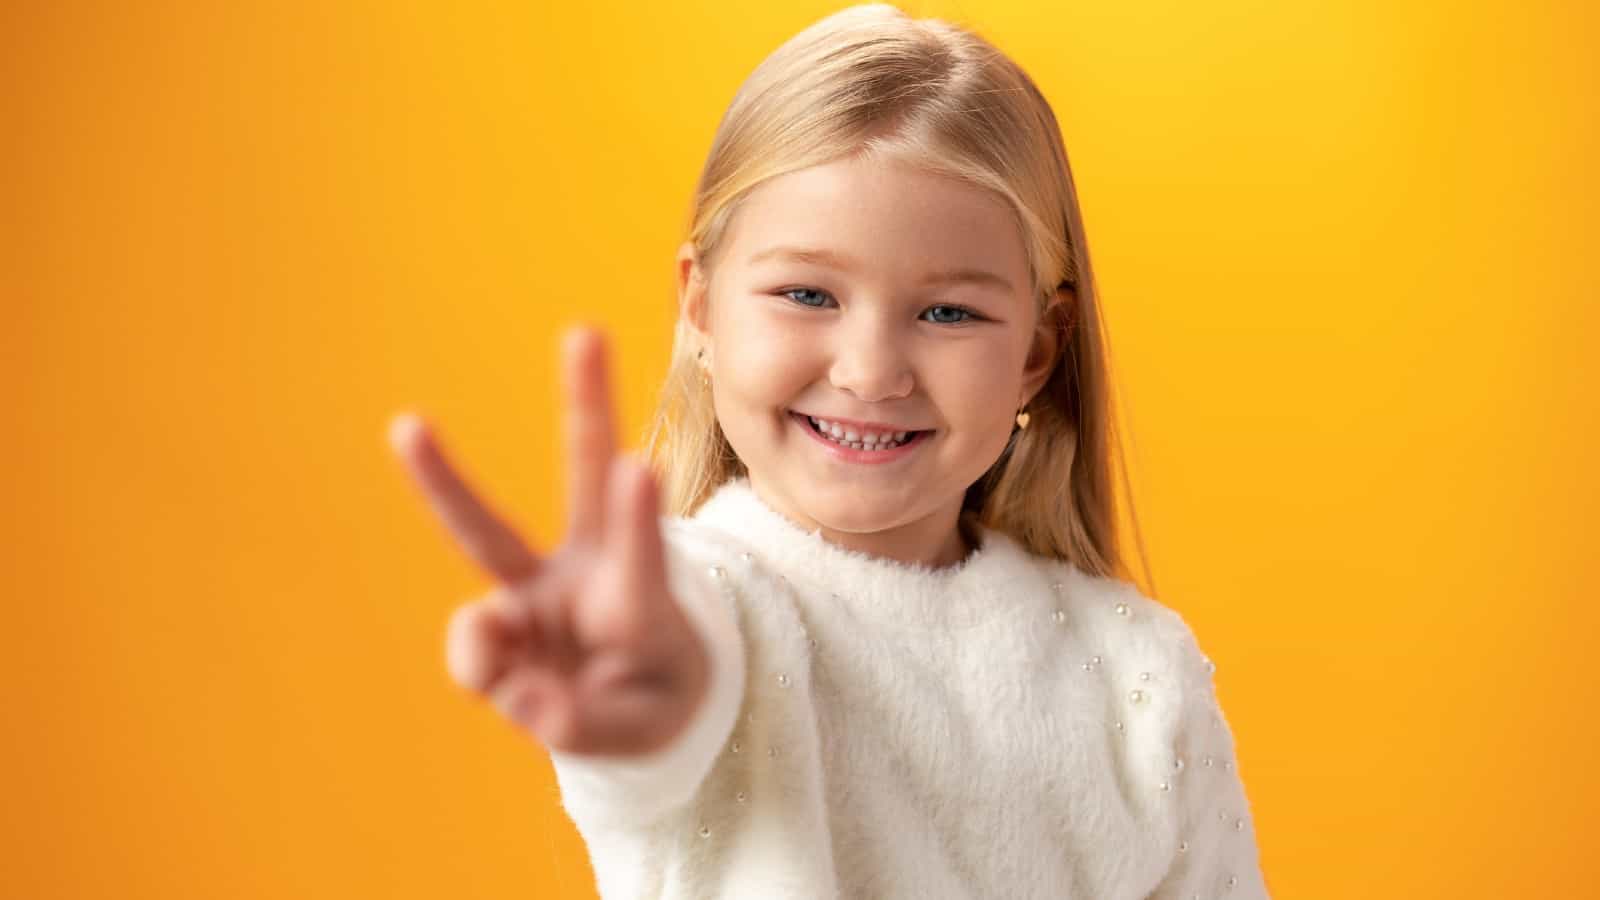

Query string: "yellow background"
[[7, 0, 1596, 897]]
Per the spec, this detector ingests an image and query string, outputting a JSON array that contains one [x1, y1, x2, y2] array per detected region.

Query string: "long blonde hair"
[[644, 2, 1155, 593]]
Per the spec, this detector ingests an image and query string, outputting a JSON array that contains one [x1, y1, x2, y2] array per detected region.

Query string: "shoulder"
[[981, 529, 1214, 679], [1046, 558, 1219, 722], [654, 514, 767, 586], [1055, 560, 1209, 664], [654, 514, 800, 632], [656, 514, 775, 588]]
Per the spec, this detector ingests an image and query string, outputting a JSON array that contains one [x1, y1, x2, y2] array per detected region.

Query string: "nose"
[[827, 316, 914, 402]]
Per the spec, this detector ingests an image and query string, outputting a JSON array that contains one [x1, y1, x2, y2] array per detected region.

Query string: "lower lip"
[[789, 412, 931, 465]]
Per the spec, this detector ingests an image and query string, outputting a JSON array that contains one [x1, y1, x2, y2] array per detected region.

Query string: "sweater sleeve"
[[545, 521, 746, 831], [1148, 618, 1272, 900]]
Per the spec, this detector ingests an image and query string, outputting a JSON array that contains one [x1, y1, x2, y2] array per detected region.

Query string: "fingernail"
[[388, 412, 422, 452], [563, 325, 593, 357]]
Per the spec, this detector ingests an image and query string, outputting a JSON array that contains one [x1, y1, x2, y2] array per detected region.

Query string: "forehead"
[[724, 156, 1029, 287]]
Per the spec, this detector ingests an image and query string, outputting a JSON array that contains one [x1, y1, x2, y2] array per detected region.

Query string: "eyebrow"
[[747, 245, 1016, 293]]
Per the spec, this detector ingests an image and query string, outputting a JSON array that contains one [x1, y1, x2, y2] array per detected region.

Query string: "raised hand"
[[387, 327, 710, 757]]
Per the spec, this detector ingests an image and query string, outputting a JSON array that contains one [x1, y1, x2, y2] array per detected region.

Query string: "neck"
[[746, 475, 976, 570]]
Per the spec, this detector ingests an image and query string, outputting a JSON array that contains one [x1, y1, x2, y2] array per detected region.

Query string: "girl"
[[390, 4, 1270, 898]]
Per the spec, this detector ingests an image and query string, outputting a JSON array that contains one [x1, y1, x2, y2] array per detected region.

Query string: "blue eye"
[[779, 287, 833, 308], [775, 288, 983, 325], [921, 305, 976, 325]]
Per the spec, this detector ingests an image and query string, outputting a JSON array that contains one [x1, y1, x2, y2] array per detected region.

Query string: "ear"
[[1019, 284, 1076, 407], [676, 241, 713, 348]]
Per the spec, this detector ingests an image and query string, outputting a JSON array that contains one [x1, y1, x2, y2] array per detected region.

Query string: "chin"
[[809, 510, 893, 535], [792, 488, 910, 534]]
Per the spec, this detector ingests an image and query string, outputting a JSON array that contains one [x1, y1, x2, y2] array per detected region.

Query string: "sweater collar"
[[689, 477, 1043, 630]]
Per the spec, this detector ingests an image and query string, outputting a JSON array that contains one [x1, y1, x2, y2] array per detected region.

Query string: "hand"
[[387, 327, 710, 757]]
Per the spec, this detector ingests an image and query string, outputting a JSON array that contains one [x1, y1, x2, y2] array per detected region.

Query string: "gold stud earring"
[[1015, 407, 1030, 430], [696, 348, 711, 386]]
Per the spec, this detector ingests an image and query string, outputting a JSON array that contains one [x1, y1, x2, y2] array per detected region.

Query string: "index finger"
[[388, 412, 541, 585], [563, 327, 619, 545]]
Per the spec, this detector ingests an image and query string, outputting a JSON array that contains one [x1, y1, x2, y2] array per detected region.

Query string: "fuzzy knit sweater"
[[547, 477, 1270, 899]]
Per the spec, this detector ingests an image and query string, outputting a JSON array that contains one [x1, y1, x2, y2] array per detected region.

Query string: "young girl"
[[390, 4, 1269, 897]]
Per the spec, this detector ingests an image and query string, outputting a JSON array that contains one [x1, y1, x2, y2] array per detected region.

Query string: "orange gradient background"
[[6, 1, 1596, 897]]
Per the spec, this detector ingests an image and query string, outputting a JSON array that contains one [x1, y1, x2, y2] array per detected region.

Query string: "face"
[[677, 155, 1059, 564]]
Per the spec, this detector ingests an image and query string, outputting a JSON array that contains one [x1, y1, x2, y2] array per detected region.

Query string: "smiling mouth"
[[790, 411, 932, 451]]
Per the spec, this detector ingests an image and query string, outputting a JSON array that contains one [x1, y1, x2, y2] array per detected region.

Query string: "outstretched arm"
[[389, 326, 731, 828]]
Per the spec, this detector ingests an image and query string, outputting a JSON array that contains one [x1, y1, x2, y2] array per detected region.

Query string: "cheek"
[[714, 304, 818, 408], [938, 343, 1024, 424]]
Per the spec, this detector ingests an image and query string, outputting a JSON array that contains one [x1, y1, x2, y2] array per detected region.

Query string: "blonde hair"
[[644, 2, 1155, 593]]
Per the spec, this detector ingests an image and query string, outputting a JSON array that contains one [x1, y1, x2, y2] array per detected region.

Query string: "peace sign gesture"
[[388, 328, 710, 757]]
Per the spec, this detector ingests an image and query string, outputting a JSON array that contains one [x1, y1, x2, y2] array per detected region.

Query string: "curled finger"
[[444, 599, 510, 694]]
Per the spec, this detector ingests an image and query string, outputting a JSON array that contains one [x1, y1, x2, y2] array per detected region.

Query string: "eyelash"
[[775, 287, 985, 325]]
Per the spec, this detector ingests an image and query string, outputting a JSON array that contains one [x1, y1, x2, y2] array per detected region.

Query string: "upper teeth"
[[808, 416, 909, 445]]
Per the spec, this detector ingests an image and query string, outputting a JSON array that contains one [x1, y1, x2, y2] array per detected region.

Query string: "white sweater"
[[547, 477, 1270, 899]]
